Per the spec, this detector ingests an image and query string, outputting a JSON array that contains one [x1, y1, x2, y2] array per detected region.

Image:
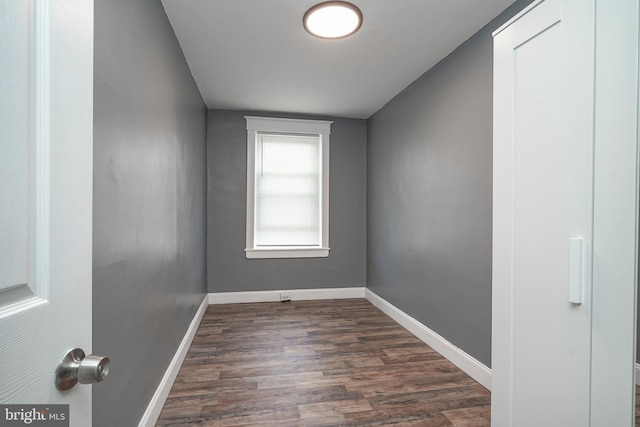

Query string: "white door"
[[492, 0, 639, 426], [0, 1, 95, 426], [492, 0, 595, 425]]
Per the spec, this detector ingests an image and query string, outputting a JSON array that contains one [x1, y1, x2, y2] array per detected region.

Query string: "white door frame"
[[590, 0, 639, 424]]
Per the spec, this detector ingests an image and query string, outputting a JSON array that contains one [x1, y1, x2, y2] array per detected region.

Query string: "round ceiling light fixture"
[[303, 1, 363, 39]]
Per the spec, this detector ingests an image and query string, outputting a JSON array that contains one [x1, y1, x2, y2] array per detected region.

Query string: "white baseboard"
[[137, 295, 209, 427], [365, 288, 492, 391], [208, 287, 366, 304], [636, 363, 640, 386]]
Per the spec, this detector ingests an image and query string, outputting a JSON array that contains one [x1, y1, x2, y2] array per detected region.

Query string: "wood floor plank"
[[155, 299, 490, 426]]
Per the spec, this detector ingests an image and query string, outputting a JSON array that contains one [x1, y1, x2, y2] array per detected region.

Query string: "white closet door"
[[492, 0, 595, 426]]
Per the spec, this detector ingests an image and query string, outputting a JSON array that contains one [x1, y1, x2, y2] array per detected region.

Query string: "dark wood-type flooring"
[[156, 298, 491, 426], [636, 386, 640, 427]]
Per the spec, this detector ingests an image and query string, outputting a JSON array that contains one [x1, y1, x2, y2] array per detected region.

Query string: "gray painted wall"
[[207, 110, 366, 292], [366, 0, 534, 367], [92, 0, 207, 426]]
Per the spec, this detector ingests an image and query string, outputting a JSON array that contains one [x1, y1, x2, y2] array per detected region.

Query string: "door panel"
[[0, 1, 94, 425], [0, 0, 29, 297], [512, 24, 563, 424]]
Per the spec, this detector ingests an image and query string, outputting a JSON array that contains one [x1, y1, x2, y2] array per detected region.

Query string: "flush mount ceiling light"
[[303, 1, 363, 39]]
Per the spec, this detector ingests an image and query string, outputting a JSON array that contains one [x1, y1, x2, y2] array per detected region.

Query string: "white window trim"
[[245, 116, 332, 259]]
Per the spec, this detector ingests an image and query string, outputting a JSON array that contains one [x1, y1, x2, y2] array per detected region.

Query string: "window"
[[245, 116, 332, 259]]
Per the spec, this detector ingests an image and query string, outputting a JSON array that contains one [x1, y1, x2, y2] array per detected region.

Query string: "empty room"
[[1, 0, 639, 426]]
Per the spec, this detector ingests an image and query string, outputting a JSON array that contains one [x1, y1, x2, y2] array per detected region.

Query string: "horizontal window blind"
[[255, 133, 321, 247]]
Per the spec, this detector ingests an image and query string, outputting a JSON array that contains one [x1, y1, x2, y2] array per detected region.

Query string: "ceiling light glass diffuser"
[[304, 1, 363, 39]]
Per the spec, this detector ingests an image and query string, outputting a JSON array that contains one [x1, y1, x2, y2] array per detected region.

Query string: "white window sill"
[[245, 247, 330, 259]]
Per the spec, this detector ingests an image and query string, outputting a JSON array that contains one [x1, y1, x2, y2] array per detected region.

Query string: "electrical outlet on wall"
[[280, 292, 291, 302]]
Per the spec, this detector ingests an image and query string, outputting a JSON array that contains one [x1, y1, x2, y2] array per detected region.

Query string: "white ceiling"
[[161, 0, 515, 119]]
